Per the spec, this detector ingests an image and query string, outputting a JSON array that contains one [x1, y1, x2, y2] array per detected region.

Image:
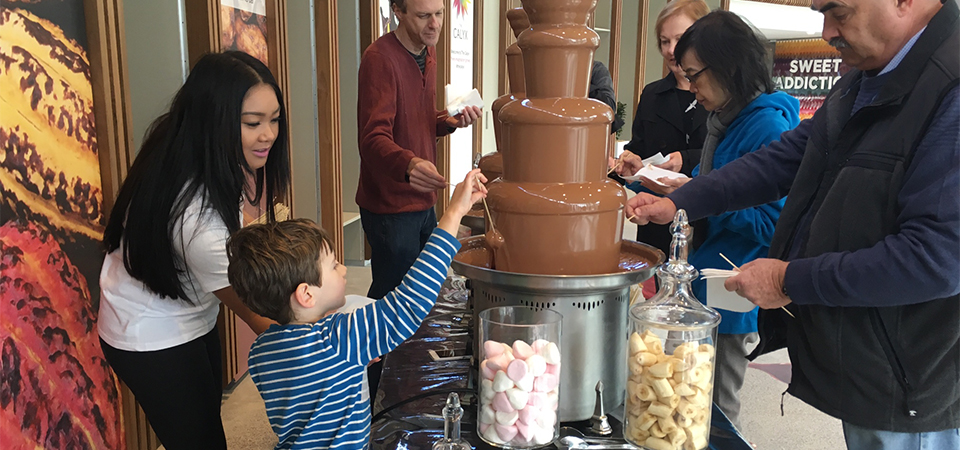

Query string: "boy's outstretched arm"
[[328, 169, 488, 365], [438, 169, 488, 234]]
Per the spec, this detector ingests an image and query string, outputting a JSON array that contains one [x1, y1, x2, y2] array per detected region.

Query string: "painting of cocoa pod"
[[0, 0, 124, 447], [220, 3, 269, 64]]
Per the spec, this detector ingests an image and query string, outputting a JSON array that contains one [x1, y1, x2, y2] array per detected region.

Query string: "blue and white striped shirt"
[[248, 230, 460, 449]]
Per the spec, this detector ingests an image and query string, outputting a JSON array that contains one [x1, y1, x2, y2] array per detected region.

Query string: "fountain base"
[[452, 236, 664, 421]]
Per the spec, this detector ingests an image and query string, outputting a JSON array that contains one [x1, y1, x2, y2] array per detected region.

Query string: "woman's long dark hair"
[[104, 51, 290, 301], [674, 11, 774, 107]]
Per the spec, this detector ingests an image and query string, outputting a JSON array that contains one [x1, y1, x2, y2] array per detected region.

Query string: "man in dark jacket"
[[589, 60, 624, 135], [624, 0, 959, 448]]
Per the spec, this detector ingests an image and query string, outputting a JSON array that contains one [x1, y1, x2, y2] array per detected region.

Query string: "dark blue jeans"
[[360, 207, 437, 401], [360, 207, 438, 299]]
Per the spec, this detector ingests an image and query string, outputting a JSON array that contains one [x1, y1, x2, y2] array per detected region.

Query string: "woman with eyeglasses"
[[616, 10, 800, 430], [615, 0, 709, 259]]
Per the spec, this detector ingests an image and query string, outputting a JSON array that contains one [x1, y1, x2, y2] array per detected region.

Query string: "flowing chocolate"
[[481, 0, 623, 275]]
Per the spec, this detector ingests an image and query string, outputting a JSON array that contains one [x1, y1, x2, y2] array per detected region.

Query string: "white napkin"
[[337, 294, 377, 402], [705, 278, 757, 313], [698, 270, 756, 313], [642, 152, 671, 166], [699, 268, 741, 279], [445, 85, 484, 116], [622, 165, 690, 186]]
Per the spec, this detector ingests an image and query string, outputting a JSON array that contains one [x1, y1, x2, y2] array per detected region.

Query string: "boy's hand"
[[438, 168, 488, 235]]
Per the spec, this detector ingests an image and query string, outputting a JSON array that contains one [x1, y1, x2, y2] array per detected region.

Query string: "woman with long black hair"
[[98, 51, 290, 449]]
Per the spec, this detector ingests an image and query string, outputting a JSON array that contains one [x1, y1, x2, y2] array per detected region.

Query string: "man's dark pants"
[[359, 207, 438, 402]]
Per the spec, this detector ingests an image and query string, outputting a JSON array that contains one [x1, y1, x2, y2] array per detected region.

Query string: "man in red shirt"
[[357, 0, 480, 398]]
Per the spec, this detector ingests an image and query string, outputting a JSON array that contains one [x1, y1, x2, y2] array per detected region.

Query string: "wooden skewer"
[[719, 253, 740, 271], [719, 253, 796, 319], [607, 159, 623, 175], [475, 175, 497, 233]]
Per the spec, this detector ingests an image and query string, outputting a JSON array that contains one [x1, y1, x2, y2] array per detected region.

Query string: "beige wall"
[[287, 0, 322, 223], [338, 0, 365, 263], [123, 0, 188, 152], [480, 0, 501, 156], [616, 0, 640, 138]]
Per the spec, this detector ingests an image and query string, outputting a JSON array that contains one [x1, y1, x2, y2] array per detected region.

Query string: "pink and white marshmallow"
[[478, 338, 562, 447]]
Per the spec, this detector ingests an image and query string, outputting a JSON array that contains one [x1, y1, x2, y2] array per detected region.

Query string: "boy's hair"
[[226, 219, 334, 324]]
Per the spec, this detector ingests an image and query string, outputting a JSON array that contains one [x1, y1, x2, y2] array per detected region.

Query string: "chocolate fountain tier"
[[505, 43, 525, 95], [476, 152, 502, 183], [486, 179, 625, 275], [519, 26, 600, 99], [499, 97, 613, 182], [507, 7, 531, 36], [522, 0, 597, 27], [453, 236, 665, 421], [491, 7, 528, 153], [490, 91, 519, 153]]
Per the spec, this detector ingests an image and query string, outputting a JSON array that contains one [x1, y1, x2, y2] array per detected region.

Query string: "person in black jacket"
[[627, 1, 960, 448], [589, 60, 624, 135], [618, 0, 709, 255]]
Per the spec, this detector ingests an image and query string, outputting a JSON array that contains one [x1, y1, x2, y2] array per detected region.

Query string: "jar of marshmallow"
[[478, 306, 562, 448], [624, 210, 721, 450]]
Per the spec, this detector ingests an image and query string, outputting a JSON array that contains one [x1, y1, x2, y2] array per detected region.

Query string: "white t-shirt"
[[98, 191, 235, 352]]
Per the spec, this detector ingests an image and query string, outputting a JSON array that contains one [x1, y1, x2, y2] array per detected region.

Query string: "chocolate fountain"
[[478, 7, 529, 184], [453, 0, 664, 422], [463, 8, 528, 236]]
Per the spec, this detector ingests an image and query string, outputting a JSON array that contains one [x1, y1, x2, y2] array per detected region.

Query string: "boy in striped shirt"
[[226, 169, 487, 449]]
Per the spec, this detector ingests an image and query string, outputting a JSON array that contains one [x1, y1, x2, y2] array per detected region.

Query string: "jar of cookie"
[[624, 210, 721, 450]]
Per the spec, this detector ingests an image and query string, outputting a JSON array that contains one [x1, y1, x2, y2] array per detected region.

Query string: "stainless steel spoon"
[[555, 435, 637, 450]]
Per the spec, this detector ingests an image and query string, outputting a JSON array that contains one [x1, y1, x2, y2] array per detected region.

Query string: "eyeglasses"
[[683, 66, 710, 84]]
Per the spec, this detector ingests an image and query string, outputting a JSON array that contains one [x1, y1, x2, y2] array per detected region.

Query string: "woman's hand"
[[641, 175, 689, 195], [612, 151, 645, 177], [655, 151, 683, 173], [214, 286, 276, 334]]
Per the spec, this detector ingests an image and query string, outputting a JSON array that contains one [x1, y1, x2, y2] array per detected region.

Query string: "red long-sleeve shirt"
[[356, 32, 453, 214]]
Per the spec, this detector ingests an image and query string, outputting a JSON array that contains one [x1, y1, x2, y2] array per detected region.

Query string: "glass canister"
[[624, 210, 721, 450], [478, 306, 562, 448]]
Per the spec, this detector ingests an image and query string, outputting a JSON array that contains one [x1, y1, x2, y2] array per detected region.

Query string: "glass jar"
[[478, 306, 562, 448], [624, 210, 721, 450]]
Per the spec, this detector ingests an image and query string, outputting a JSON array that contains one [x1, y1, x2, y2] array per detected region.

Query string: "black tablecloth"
[[371, 276, 753, 450]]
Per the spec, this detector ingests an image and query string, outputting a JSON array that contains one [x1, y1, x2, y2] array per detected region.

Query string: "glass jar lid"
[[630, 210, 721, 331]]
